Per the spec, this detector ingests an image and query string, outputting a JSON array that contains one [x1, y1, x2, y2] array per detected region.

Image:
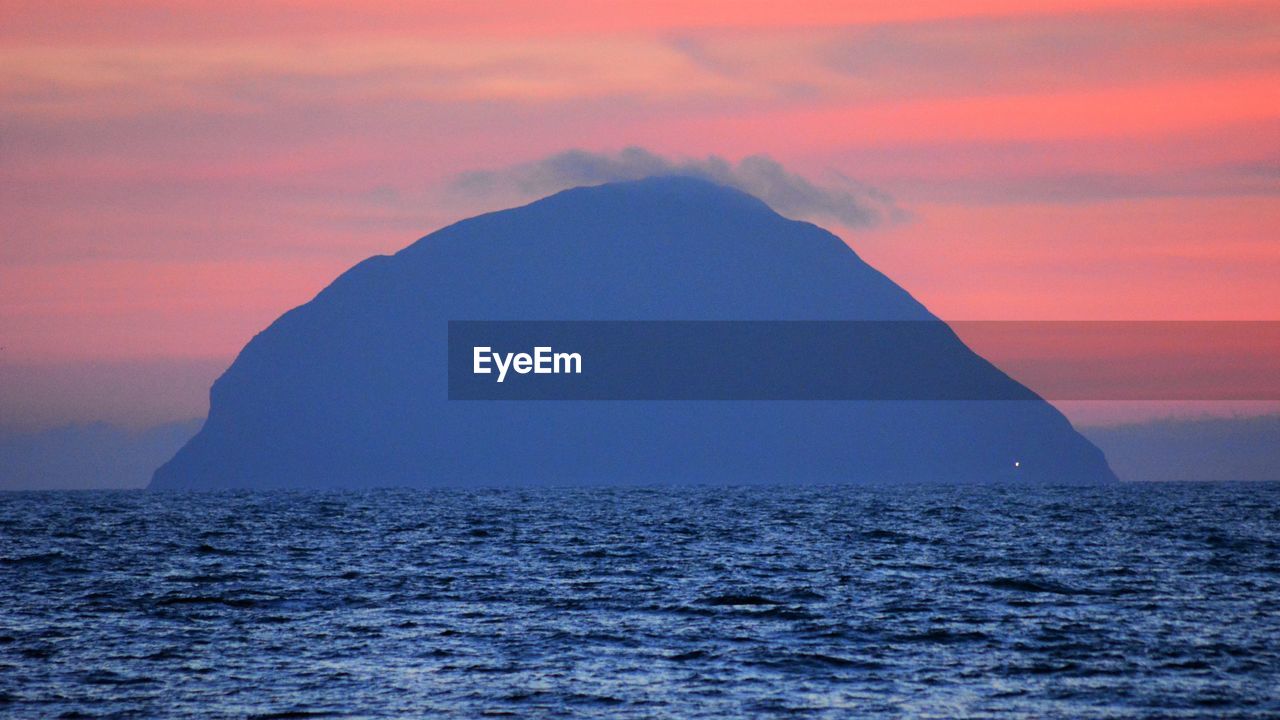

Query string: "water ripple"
[[0, 483, 1278, 718]]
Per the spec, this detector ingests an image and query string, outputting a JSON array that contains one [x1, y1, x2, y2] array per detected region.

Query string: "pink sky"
[[1, 0, 1278, 427]]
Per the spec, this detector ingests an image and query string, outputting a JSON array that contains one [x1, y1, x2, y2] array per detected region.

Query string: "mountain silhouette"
[[151, 177, 1116, 488]]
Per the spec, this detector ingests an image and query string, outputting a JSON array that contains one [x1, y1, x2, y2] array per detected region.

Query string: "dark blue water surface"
[[2, 484, 1278, 718]]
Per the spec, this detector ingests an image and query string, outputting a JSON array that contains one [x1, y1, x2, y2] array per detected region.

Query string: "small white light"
[[1014, 461, 1021, 468]]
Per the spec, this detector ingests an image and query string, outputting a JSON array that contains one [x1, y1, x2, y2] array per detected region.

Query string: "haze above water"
[[3, 484, 1277, 718]]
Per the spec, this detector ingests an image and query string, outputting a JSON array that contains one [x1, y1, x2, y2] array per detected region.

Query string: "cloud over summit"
[[451, 147, 904, 228]]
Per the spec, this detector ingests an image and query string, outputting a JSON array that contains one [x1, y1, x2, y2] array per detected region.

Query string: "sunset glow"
[[2, 0, 1278, 425]]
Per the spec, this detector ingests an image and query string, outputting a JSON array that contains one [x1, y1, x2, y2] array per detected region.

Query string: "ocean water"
[[1, 484, 1278, 719]]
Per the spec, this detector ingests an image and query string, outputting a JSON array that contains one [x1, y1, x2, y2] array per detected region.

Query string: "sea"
[[1, 483, 1278, 719]]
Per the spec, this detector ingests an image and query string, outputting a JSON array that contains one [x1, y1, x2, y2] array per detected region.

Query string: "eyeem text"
[[473, 346, 583, 383]]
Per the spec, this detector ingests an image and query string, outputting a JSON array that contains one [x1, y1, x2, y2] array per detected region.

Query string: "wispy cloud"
[[667, 4, 1280, 102], [450, 147, 905, 228]]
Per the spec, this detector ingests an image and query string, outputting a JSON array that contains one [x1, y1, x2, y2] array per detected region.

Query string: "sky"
[[2, 0, 1279, 430]]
